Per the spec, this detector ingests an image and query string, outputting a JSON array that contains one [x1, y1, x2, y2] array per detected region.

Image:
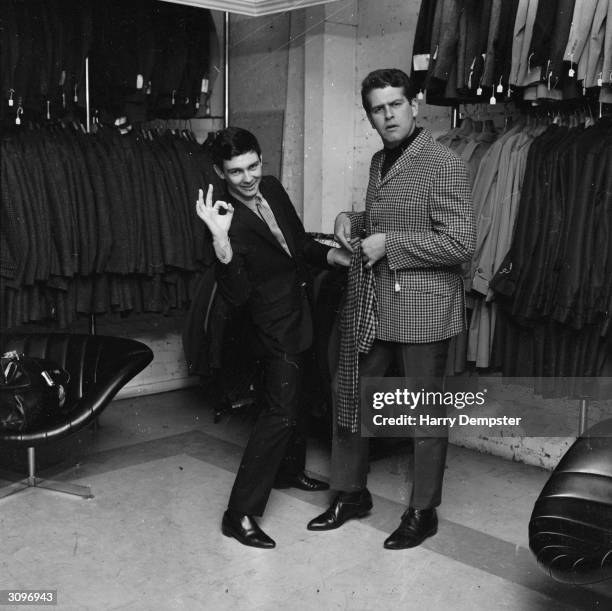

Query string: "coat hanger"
[[457, 106, 474, 135]]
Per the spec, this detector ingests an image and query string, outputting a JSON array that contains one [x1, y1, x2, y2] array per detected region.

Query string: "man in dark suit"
[[307, 69, 476, 549], [196, 127, 350, 549]]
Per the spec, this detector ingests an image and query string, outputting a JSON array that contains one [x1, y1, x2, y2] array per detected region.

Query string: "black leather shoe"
[[221, 511, 276, 549], [274, 472, 330, 491], [383, 507, 438, 549], [307, 489, 373, 531]]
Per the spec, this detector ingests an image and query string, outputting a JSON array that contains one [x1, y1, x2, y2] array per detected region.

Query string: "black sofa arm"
[[528, 417, 612, 585]]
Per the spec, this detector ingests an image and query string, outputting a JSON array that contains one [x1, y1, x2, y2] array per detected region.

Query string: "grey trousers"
[[330, 338, 450, 509]]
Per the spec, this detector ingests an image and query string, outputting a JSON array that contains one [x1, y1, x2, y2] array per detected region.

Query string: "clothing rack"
[[449, 100, 610, 436], [1, 4, 231, 335]]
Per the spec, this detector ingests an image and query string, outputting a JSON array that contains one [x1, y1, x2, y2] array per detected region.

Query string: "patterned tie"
[[255, 195, 292, 257], [336, 244, 378, 434]]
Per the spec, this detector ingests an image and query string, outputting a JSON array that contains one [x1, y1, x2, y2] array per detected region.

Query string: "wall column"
[[303, 0, 358, 233]]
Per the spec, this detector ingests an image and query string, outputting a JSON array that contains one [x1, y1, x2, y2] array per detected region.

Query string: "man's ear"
[[213, 164, 225, 180], [411, 100, 419, 117]]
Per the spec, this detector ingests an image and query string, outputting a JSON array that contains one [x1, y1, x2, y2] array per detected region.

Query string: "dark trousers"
[[330, 339, 450, 509], [227, 351, 307, 516]]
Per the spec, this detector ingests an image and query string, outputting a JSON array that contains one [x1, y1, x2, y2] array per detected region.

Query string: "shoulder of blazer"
[[409, 129, 438, 157], [259, 175, 288, 202], [411, 130, 464, 170]]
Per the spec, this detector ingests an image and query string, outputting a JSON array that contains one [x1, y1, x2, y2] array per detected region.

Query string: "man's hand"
[[196, 184, 234, 239], [334, 212, 354, 252], [361, 233, 386, 268], [327, 247, 352, 268]]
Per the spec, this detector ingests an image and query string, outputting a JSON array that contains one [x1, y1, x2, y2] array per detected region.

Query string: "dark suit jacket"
[[215, 176, 332, 355]]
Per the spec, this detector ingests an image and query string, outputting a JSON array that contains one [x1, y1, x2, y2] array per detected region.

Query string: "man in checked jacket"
[[307, 68, 476, 549]]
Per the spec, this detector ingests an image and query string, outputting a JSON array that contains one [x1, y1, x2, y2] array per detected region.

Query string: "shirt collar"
[[384, 126, 422, 156], [230, 189, 263, 208]]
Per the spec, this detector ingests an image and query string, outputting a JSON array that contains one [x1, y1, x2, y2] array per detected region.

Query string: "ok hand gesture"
[[195, 184, 234, 238]]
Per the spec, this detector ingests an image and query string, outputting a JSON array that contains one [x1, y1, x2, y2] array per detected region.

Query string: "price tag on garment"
[[59, 70, 66, 86], [489, 95, 497, 105], [597, 76, 603, 87], [568, 67, 575, 77], [496, 83, 503, 93], [8, 98, 13, 107], [136, 74, 144, 89], [413, 54, 430, 71], [15, 116, 20, 125], [201, 78, 209, 93], [417, 90, 424, 100], [476, 87, 483, 95]]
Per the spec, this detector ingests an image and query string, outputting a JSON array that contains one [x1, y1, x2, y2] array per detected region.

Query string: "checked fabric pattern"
[[346, 128, 475, 344], [336, 245, 378, 433]]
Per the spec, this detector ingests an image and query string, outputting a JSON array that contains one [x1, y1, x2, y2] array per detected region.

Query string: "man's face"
[[216, 150, 263, 201], [366, 86, 418, 148]]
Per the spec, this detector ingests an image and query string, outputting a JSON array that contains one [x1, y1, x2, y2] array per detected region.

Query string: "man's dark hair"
[[360, 69, 416, 112], [210, 126, 261, 167]]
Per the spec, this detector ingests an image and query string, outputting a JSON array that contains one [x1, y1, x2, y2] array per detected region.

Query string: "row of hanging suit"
[[439, 113, 612, 379], [412, 0, 612, 106], [1, 0, 220, 126], [1, 123, 221, 329]]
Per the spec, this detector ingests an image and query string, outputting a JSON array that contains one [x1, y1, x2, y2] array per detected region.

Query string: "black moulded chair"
[[0, 333, 153, 500], [528, 417, 612, 585]]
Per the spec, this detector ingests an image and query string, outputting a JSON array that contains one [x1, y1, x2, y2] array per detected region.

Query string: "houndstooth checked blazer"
[[346, 128, 476, 344]]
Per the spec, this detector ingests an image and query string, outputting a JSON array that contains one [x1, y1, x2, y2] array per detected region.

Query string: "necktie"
[[336, 245, 378, 434], [255, 195, 292, 257]]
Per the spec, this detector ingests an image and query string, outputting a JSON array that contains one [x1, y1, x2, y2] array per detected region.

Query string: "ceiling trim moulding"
[[159, 0, 340, 17]]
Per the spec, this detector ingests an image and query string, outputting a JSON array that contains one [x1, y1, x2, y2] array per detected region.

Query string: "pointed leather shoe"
[[273, 472, 330, 491], [222, 511, 276, 549], [383, 507, 438, 549], [307, 489, 373, 531]]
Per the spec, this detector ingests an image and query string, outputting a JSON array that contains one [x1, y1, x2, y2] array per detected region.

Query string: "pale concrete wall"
[[228, 12, 290, 179], [282, 10, 307, 217], [303, 1, 358, 233], [229, 12, 290, 116]]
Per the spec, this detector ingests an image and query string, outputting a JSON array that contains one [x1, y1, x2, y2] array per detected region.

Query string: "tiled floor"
[[1, 388, 610, 610]]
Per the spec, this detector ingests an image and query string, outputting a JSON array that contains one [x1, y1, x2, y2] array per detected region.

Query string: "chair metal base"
[[0, 447, 93, 500]]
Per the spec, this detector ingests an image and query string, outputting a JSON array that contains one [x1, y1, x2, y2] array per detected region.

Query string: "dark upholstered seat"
[[0, 333, 153, 499], [529, 417, 612, 585]]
